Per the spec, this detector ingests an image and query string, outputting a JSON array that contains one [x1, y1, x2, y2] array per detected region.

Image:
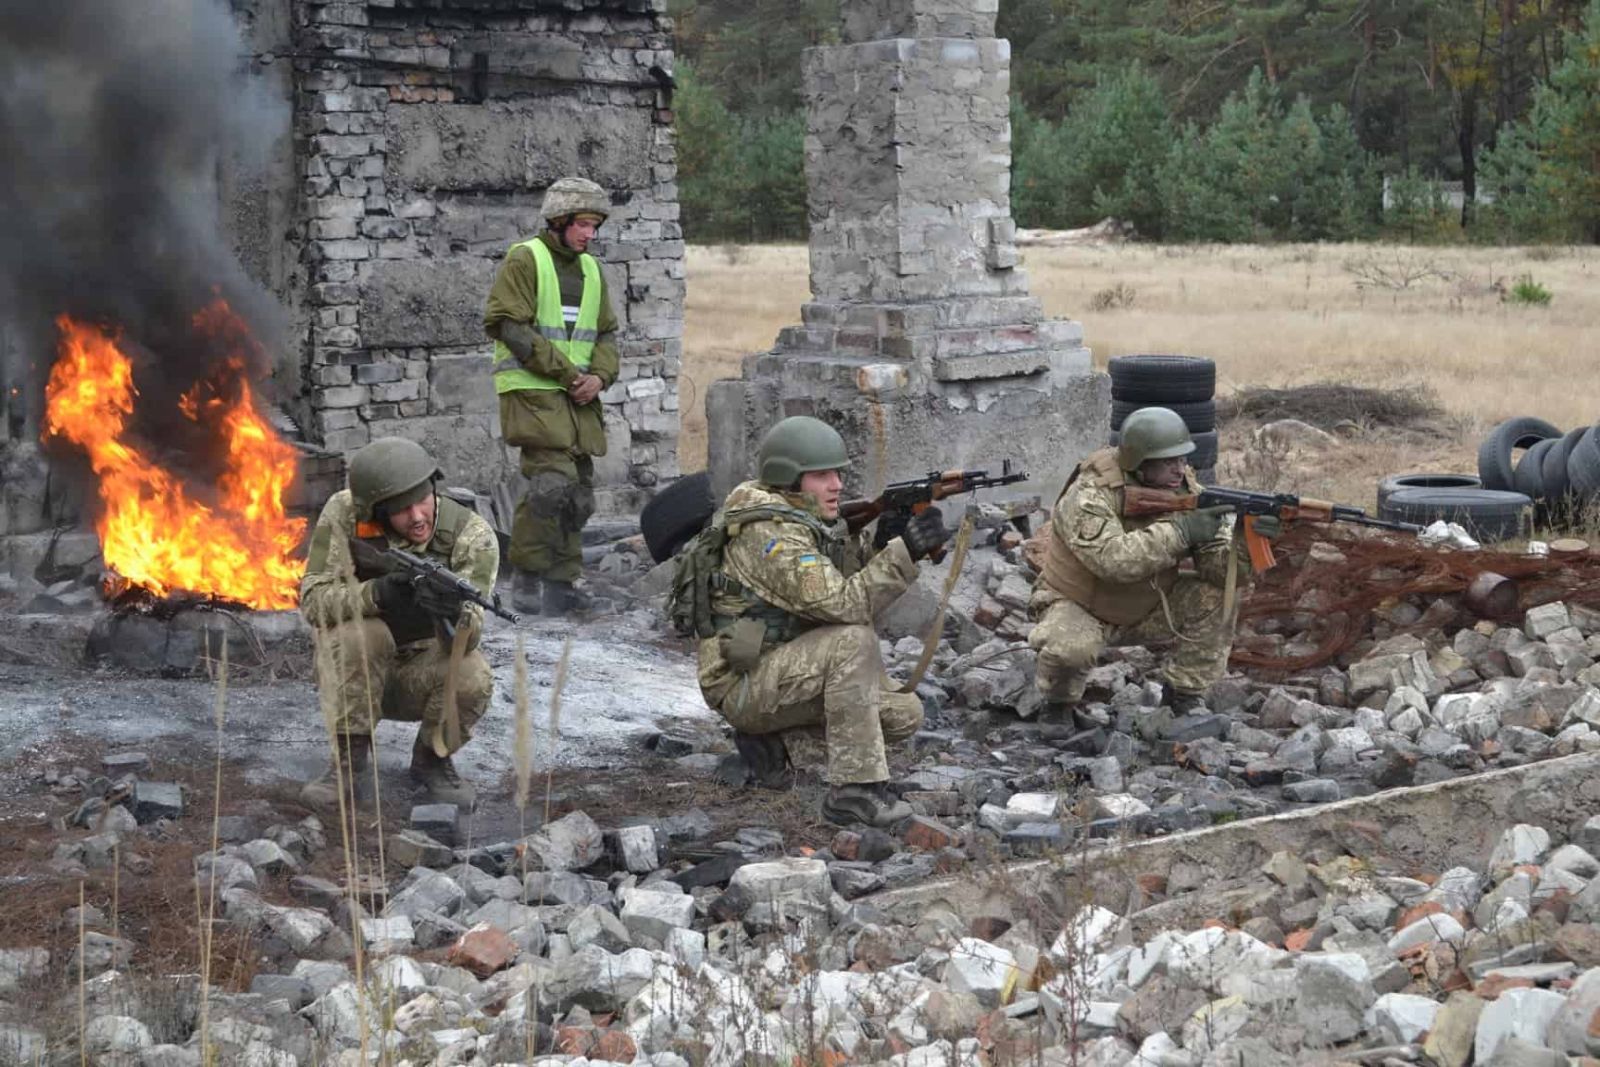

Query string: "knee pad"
[[456, 656, 495, 717], [565, 484, 596, 531], [525, 470, 572, 512]]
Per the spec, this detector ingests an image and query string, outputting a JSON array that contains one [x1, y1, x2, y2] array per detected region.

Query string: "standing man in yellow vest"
[[484, 176, 620, 616]]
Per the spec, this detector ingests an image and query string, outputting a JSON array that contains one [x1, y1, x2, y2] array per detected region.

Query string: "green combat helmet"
[[757, 415, 850, 488], [541, 176, 610, 226], [348, 437, 442, 522], [1117, 407, 1195, 472]]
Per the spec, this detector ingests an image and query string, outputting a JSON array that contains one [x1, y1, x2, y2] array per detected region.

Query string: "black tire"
[[1513, 438, 1557, 501], [1107, 429, 1218, 471], [640, 472, 714, 563], [1111, 398, 1217, 433], [1376, 473, 1482, 511], [1568, 425, 1600, 506], [1378, 487, 1533, 543], [1541, 426, 1589, 506], [1108, 355, 1216, 403], [1477, 416, 1560, 491]]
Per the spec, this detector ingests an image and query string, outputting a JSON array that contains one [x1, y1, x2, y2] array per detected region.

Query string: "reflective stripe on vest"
[[492, 238, 601, 394]]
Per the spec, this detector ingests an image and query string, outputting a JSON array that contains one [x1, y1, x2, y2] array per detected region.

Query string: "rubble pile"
[[7, 777, 1600, 1065], [855, 528, 1600, 855]]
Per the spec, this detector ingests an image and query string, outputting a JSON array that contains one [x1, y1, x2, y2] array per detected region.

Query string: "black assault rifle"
[[839, 461, 1029, 563], [1122, 485, 1422, 573], [348, 538, 522, 639]]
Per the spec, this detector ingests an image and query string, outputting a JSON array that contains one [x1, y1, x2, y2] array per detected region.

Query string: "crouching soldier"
[[1028, 407, 1278, 723], [299, 437, 499, 810], [695, 416, 951, 828]]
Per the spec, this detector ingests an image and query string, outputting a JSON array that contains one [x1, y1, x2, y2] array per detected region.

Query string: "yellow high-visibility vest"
[[491, 238, 601, 394]]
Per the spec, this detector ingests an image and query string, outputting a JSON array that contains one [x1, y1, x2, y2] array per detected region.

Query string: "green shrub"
[[1508, 275, 1553, 306]]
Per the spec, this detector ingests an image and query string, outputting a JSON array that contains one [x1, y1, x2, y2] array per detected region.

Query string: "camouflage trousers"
[[510, 448, 595, 582], [1030, 574, 1235, 701], [314, 617, 493, 756], [714, 623, 923, 785]]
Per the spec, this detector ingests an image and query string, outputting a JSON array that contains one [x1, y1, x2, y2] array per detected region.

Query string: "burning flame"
[[43, 302, 306, 609]]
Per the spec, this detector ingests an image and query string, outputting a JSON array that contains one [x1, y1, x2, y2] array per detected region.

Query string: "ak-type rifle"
[[839, 461, 1029, 563], [1121, 484, 1422, 573], [348, 537, 523, 638]]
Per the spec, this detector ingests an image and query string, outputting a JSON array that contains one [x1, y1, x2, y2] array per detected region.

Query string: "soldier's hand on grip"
[[902, 507, 951, 562], [1250, 513, 1284, 539], [415, 581, 467, 622], [1169, 505, 1232, 547], [373, 572, 416, 613]]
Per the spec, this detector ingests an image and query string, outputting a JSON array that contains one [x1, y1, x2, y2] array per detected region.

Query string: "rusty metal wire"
[[1231, 525, 1600, 674]]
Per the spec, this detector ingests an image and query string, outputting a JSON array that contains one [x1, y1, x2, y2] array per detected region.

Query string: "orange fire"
[[42, 302, 306, 609]]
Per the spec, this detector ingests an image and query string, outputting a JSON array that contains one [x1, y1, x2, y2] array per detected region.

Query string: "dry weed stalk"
[[544, 636, 574, 826], [195, 637, 229, 1063], [77, 881, 86, 1067]]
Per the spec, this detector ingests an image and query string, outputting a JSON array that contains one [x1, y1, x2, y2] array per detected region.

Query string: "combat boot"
[[512, 570, 542, 615], [409, 738, 477, 809], [299, 734, 372, 811], [541, 579, 592, 617], [734, 731, 791, 790], [1169, 689, 1209, 715], [821, 782, 913, 829], [1037, 701, 1078, 743]]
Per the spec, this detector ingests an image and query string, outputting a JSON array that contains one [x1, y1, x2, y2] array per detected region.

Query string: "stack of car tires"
[[1475, 416, 1600, 520], [1106, 355, 1218, 481]]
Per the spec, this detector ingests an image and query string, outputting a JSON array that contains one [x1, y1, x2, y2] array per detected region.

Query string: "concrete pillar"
[[706, 0, 1107, 504]]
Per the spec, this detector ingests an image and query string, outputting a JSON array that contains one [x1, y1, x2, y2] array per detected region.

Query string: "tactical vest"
[[491, 237, 601, 394], [1038, 448, 1178, 627], [353, 494, 475, 644], [668, 501, 844, 653]]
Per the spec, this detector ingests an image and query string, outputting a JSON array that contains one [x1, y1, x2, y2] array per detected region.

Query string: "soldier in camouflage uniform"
[[1029, 407, 1279, 721], [484, 176, 620, 616], [299, 437, 500, 810], [698, 416, 952, 827]]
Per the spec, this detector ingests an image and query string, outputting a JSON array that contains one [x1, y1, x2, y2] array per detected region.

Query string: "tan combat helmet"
[[1117, 407, 1195, 472], [542, 176, 609, 227], [757, 415, 850, 488], [348, 437, 442, 522]]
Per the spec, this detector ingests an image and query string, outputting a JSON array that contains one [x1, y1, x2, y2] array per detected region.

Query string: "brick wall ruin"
[[235, 0, 687, 517]]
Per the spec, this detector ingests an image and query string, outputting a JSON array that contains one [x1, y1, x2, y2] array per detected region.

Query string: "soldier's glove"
[[873, 510, 909, 551], [372, 572, 416, 614], [1168, 505, 1233, 548], [499, 320, 538, 364], [1249, 514, 1284, 539], [901, 507, 952, 562], [414, 580, 467, 622]]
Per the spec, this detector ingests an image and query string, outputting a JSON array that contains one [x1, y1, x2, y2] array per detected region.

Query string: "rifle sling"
[[895, 513, 975, 694]]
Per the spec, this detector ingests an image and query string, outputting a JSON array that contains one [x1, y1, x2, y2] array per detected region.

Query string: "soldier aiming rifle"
[[676, 415, 1026, 828]]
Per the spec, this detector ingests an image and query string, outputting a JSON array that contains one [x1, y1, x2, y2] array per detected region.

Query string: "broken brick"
[[592, 1029, 636, 1063], [1474, 974, 1535, 999], [1284, 928, 1314, 952], [555, 1027, 594, 1057], [902, 815, 962, 851], [1395, 900, 1443, 930], [446, 922, 518, 977], [831, 830, 862, 861]]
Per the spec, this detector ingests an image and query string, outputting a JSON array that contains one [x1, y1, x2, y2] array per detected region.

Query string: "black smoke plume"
[[0, 0, 284, 446]]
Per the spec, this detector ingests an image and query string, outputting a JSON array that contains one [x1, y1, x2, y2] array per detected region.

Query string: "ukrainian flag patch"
[[797, 554, 821, 567], [762, 538, 781, 558]]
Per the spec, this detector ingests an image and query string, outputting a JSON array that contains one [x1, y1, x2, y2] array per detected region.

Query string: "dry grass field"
[[680, 241, 1598, 509]]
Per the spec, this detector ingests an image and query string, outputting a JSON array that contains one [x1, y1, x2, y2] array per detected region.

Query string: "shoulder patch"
[[762, 538, 781, 558], [796, 554, 821, 567]]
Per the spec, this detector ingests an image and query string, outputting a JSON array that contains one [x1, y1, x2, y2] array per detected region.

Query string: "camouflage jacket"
[[300, 490, 501, 649], [1032, 452, 1241, 622], [697, 480, 917, 707]]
